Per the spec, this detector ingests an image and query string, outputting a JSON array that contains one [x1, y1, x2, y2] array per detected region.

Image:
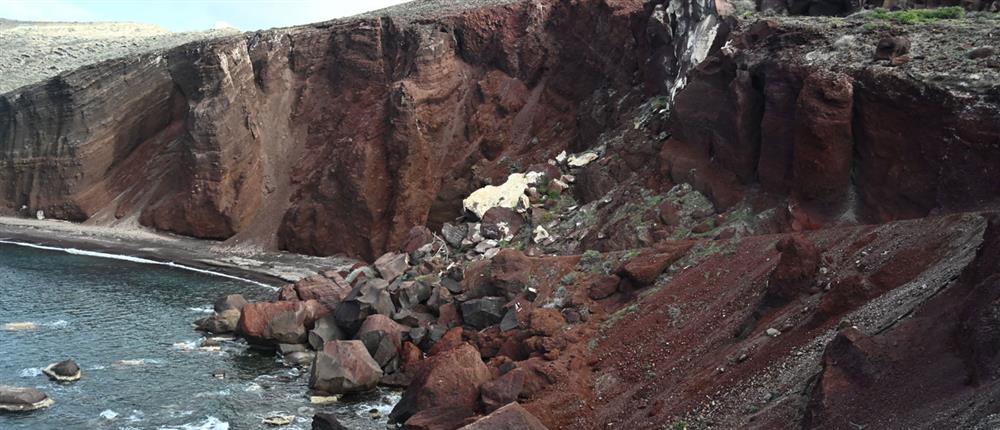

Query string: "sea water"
[[0, 242, 397, 429]]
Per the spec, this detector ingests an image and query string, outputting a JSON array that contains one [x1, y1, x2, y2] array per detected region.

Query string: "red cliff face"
[[0, 0, 654, 260], [5, 1, 1000, 429]]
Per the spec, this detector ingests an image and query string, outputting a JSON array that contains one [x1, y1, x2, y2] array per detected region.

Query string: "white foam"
[[0, 240, 274, 288], [159, 416, 229, 430], [19, 367, 41, 377], [127, 409, 145, 422], [188, 305, 214, 313], [100, 409, 119, 420], [44, 319, 69, 328]]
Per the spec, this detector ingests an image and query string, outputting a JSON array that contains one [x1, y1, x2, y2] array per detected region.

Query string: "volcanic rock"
[[309, 315, 346, 350], [459, 402, 548, 430], [42, 359, 81, 382], [874, 36, 910, 61], [374, 252, 409, 282], [480, 368, 526, 412], [214, 294, 249, 313], [463, 172, 542, 219], [0, 385, 54, 412], [312, 413, 348, 430], [237, 300, 328, 347], [308, 340, 383, 395], [461, 297, 507, 329], [390, 343, 491, 423]]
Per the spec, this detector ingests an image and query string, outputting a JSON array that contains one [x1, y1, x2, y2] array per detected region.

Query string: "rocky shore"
[[2, 0, 1000, 428]]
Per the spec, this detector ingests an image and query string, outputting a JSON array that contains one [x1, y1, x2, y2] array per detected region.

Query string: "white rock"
[[765, 328, 781, 337], [35, 210, 44, 220], [462, 172, 543, 219], [262, 413, 295, 426], [533, 226, 550, 244], [567, 152, 598, 168], [555, 150, 568, 164]]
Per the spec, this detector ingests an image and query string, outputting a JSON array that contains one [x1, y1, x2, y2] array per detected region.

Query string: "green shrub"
[[869, 6, 965, 24]]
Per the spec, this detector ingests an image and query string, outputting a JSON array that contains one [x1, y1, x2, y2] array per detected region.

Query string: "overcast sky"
[[0, 0, 412, 31]]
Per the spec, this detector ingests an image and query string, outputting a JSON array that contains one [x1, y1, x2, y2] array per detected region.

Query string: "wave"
[[0, 239, 275, 288], [159, 416, 229, 430]]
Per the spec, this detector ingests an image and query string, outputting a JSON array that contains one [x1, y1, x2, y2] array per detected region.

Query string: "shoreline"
[[0, 217, 357, 286]]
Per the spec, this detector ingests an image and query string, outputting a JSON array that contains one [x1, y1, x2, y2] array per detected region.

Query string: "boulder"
[[428, 327, 466, 356], [374, 252, 409, 282], [461, 297, 507, 329], [312, 412, 348, 430], [0, 385, 54, 412], [214, 294, 248, 313], [481, 207, 524, 240], [763, 235, 821, 306], [42, 359, 81, 382], [404, 406, 477, 430], [309, 340, 383, 395], [237, 300, 329, 346], [459, 402, 548, 430], [333, 300, 369, 336], [618, 244, 690, 286], [353, 278, 396, 317], [309, 315, 346, 350], [480, 368, 526, 412], [441, 223, 469, 249], [588, 275, 621, 300], [402, 225, 436, 254], [528, 309, 565, 337], [390, 343, 492, 423], [195, 309, 240, 334], [281, 274, 352, 308], [874, 36, 910, 61], [462, 172, 542, 219], [357, 314, 408, 370]]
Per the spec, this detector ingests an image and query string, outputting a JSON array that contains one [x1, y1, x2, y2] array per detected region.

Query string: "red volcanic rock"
[[374, 252, 409, 282], [617, 244, 691, 286], [279, 273, 352, 308], [357, 314, 408, 349], [308, 340, 383, 395], [791, 70, 853, 217], [480, 368, 526, 412], [459, 402, 548, 430], [401, 341, 424, 372], [528, 308, 565, 337], [389, 343, 492, 424], [588, 275, 621, 300], [402, 225, 436, 254], [481, 207, 525, 239], [461, 249, 532, 300], [404, 406, 477, 430], [489, 249, 532, 298], [428, 327, 465, 356], [237, 300, 329, 346], [763, 235, 821, 306]]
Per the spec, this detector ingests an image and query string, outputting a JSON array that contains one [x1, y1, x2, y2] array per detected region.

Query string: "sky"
[[0, 0, 412, 32]]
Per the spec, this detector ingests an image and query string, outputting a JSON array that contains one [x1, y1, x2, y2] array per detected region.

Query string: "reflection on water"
[[0, 243, 398, 429]]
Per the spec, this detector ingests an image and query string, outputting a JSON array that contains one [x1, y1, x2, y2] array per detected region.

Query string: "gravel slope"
[[0, 18, 237, 94]]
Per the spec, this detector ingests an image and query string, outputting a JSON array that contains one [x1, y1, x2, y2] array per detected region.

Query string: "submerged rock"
[[0, 385, 54, 412], [312, 412, 348, 430], [42, 359, 81, 382]]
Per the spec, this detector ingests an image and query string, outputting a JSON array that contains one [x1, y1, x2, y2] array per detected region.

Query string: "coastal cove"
[[0, 241, 397, 430]]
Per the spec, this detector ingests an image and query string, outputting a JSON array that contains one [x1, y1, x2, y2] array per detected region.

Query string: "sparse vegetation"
[[868, 6, 965, 25]]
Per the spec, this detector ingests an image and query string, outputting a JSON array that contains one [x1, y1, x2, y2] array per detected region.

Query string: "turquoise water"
[[0, 243, 397, 429]]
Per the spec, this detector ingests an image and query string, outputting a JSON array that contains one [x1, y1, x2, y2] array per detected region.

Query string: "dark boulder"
[[0, 385, 54, 412], [42, 359, 81, 382], [461, 297, 507, 329], [308, 340, 383, 394]]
